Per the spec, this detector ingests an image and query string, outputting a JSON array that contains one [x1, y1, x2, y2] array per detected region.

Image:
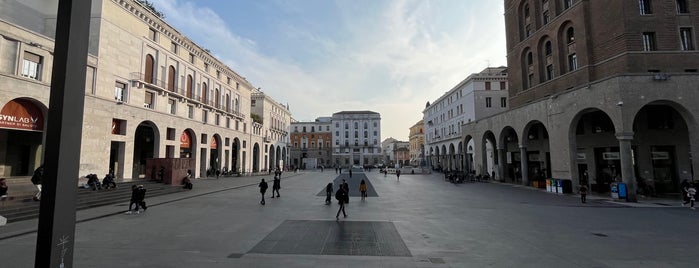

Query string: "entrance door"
[[651, 146, 677, 193], [594, 147, 620, 193], [110, 141, 125, 179]]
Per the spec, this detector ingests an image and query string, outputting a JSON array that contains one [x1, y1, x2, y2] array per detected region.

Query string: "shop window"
[[168, 99, 176, 115]]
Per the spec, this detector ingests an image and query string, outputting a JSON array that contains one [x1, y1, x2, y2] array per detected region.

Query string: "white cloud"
[[149, 0, 506, 140]]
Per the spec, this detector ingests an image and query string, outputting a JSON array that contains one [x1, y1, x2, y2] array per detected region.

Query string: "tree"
[[138, 0, 165, 18], [251, 113, 263, 124]]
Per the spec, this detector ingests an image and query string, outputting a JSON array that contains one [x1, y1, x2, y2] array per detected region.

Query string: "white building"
[[250, 91, 291, 171], [331, 111, 381, 167], [423, 67, 508, 173]]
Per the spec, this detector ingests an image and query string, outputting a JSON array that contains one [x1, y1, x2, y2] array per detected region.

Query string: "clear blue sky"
[[150, 0, 507, 140]]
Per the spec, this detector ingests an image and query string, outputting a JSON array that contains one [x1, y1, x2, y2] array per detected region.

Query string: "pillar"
[[617, 132, 637, 202], [520, 145, 529, 186], [497, 147, 506, 182]]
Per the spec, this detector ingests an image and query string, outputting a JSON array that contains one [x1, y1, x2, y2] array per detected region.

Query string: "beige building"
[[0, 0, 290, 179], [251, 91, 291, 171], [408, 120, 424, 166]]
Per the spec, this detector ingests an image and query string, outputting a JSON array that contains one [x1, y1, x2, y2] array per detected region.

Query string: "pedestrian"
[[579, 184, 588, 203], [681, 179, 690, 206], [396, 169, 401, 181], [341, 179, 349, 203], [359, 179, 367, 201], [687, 183, 697, 210], [259, 179, 268, 205], [271, 176, 280, 198], [384, 169, 387, 177], [335, 186, 348, 220], [137, 185, 147, 212], [182, 170, 193, 190], [31, 165, 43, 201], [0, 178, 8, 201], [335, 167, 338, 174], [125, 184, 139, 214], [325, 182, 333, 205], [339, 167, 342, 174], [349, 168, 352, 178]]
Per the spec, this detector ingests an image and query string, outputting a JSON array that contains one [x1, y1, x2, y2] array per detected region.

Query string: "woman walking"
[[259, 179, 268, 205], [359, 179, 367, 201]]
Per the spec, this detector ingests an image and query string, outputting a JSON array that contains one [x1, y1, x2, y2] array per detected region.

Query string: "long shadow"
[[316, 170, 379, 197]]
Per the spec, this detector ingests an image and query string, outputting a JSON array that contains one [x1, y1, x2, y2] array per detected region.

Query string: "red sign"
[[0, 99, 44, 131], [180, 132, 191, 148], [210, 137, 218, 149]]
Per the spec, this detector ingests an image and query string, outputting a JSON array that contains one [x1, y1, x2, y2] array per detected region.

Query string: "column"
[[617, 132, 637, 202], [497, 147, 506, 182], [520, 145, 529, 186]]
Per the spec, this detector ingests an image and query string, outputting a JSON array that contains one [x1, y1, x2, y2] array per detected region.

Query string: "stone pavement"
[[0, 170, 697, 267]]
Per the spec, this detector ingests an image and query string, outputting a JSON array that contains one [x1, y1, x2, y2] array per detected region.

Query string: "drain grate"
[[428, 257, 446, 264], [592, 233, 608, 237], [227, 253, 244, 258]]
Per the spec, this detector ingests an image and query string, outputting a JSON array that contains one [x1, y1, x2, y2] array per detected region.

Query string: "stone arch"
[[253, 142, 260, 172], [232, 137, 240, 172], [568, 108, 618, 193], [498, 126, 519, 182], [482, 130, 498, 177], [0, 98, 48, 176], [521, 120, 552, 181], [132, 120, 161, 179], [209, 134, 222, 174]]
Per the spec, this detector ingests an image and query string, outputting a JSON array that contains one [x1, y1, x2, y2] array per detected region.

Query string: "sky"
[[149, 0, 507, 141]]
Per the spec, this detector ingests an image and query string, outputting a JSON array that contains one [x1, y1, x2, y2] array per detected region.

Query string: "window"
[[546, 64, 554, 80], [364, 131, 368, 138], [642, 32, 657, 51], [543, 10, 550, 24], [373, 131, 377, 136], [564, 0, 573, 9], [168, 99, 176, 114], [527, 52, 533, 65], [114, 81, 127, 102], [545, 41, 552, 56], [680, 28, 694, 50], [344, 131, 348, 138], [364, 122, 368, 129], [354, 122, 358, 129], [677, 0, 689, 13], [485, 82, 491, 90], [188, 105, 194, 119], [144, 91, 154, 109], [171, 41, 178, 53], [568, 53, 579, 71], [215, 114, 220, 126], [639, 0, 652, 15], [202, 110, 208, 123], [567, 28, 575, 44], [501, 97, 507, 108], [189, 53, 195, 64], [167, 65, 176, 92], [354, 131, 358, 138], [500, 81, 506, 90], [204, 63, 209, 72], [148, 28, 157, 41], [345, 123, 348, 129], [485, 97, 492, 108], [303, 126, 306, 132], [216, 70, 221, 79], [21, 52, 42, 80], [335, 131, 339, 136]]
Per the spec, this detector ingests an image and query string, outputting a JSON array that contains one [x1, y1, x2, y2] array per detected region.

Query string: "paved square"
[[248, 220, 411, 257]]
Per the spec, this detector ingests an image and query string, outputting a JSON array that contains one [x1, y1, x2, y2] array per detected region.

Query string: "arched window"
[[566, 28, 575, 43], [144, 54, 154, 83], [167, 66, 176, 92], [527, 52, 533, 65], [186, 75, 193, 98], [202, 82, 208, 103], [545, 41, 552, 55], [524, 3, 530, 17]]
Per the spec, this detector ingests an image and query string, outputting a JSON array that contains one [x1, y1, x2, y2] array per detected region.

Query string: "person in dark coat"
[[136, 185, 147, 212], [31, 165, 44, 201], [325, 182, 333, 205], [681, 179, 690, 205], [335, 186, 348, 220], [342, 179, 349, 204], [271, 176, 280, 198], [349, 168, 352, 178], [126, 184, 139, 214], [259, 179, 268, 205], [182, 170, 193, 190]]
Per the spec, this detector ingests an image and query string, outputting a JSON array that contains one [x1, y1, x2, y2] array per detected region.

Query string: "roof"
[[333, 111, 379, 115]]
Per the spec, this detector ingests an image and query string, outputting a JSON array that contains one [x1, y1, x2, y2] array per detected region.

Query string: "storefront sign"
[[602, 152, 620, 160], [0, 99, 44, 131], [180, 132, 191, 148], [210, 137, 218, 149], [651, 151, 669, 160]]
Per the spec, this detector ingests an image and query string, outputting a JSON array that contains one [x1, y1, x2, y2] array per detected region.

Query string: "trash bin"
[[561, 179, 573, 194], [618, 182, 627, 200], [556, 179, 563, 194], [546, 179, 553, 192], [610, 182, 619, 199]]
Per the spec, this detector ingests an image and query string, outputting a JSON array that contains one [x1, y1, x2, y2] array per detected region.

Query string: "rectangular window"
[[188, 105, 194, 119], [677, 0, 689, 14], [114, 81, 127, 102], [564, 0, 573, 9], [568, 53, 579, 71], [226, 117, 230, 128], [21, 52, 42, 80], [543, 10, 550, 24], [485, 97, 492, 108], [485, 82, 491, 90], [204, 63, 209, 72], [144, 91, 154, 109], [202, 110, 208, 123], [680, 28, 694, 50], [166, 128, 176, 140], [171, 41, 178, 53], [148, 28, 157, 41], [168, 98, 176, 114], [639, 0, 652, 15], [215, 114, 220, 126], [642, 32, 657, 51], [500, 81, 506, 90], [236, 120, 239, 130], [189, 53, 195, 64], [501, 97, 507, 108], [546, 65, 554, 80]]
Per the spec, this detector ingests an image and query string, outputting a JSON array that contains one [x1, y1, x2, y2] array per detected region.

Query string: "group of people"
[[258, 175, 281, 205], [125, 184, 148, 214], [85, 173, 117, 191], [323, 179, 369, 220]]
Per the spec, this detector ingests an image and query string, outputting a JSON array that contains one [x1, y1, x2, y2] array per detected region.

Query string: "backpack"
[[335, 189, 343, 201]]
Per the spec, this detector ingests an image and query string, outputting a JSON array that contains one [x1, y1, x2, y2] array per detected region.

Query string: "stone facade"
[[331, 111, 381, 167], [408, 119, 424, 166], [289, 117, 333, 169]]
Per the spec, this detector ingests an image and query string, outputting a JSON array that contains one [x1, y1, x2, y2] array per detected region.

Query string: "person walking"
[[125, 184, 139, 214], [335, 186, 348, 220], [579, 184, 588, 203], [325, 182, 333, 205], [137, 185, 147, 212], [0, 178, 8, 201], [342, 179, 349, 203], [396, 169, 401, 181], [31, 165, 43, 201], [683, 181, 696, 209], [271, 176, 281, 198], [384, 169, 387, 177], [359, 179, 367, 201], [681, 179, 690, 206], [259, 179, 268, 205], [349, 168, 352, 178]]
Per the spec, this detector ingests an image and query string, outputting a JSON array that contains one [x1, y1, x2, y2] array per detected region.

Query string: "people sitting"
[[182, 176, 193, 190], [0, 178, 8, 201], [102, 173, 117, 189], [87, 174, 101, 190]]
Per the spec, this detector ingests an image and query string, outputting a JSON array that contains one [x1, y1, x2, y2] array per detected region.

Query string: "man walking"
[[259, 179, 268, 205], [335, 186, 348, 220], [31, 165, 43, 201], [271, 176, 280, 198]]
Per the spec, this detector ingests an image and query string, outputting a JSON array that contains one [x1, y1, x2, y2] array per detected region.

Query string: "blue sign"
[[618, 183, 627, 199]]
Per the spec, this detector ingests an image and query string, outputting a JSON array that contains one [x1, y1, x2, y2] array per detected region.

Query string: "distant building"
[[250, 91, 292, 171], [289, 117, 332, 169], [331, 111, 382, 167], [409, 120, 425, 166], [382, 138, 409, 167], [424, 67, 509, 172]]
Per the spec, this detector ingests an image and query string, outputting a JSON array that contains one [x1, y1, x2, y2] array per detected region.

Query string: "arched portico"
[[132, 121, 160, 179]]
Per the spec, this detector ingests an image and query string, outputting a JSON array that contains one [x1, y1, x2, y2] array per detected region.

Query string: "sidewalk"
[[0, 172, 303, 240]]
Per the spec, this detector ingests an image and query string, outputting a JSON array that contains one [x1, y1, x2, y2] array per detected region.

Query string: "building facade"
[[0, 0, 290, 179], [408, 119, 425, 166], [424, 67, 509, 173], [289, 117, 333, 169], [331, 111, 381, 167], [456, 0, 699, 201], [251, 91, 291, 171], [382, 138, 409, 167]]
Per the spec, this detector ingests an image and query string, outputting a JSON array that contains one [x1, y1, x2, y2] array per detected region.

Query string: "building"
[[393, 147, 410, 167], [408, 119, 425, 166], [331, 111, 381, 167], [381, 138, 409, 167], [458, 0, 699, 201], [0, 0, 290, 179], [289, 117, 333, 169], [424, 67, 509, 172], [381, 137, 398, 164], [250, 91, 291, 171]]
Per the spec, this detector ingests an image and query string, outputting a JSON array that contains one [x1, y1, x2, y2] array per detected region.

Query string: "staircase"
[[0, 180, 186, 223]]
